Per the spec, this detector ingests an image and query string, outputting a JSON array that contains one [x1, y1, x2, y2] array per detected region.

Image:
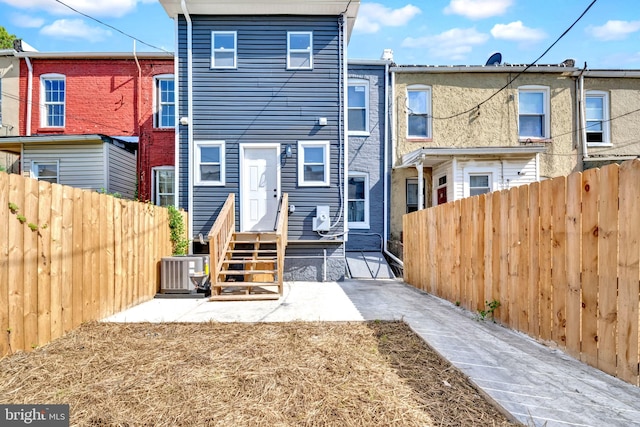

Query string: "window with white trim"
[[407, 85, 431, 138], [406, 178, 419, 213], [518, 86, 550, 139], [155, 75, 175, 128], [195, 141, 225, 186], [298, 140, 329, 186], [348, 80, 369, 134], [211, 31, 237, 69], [152, 166, 175, 206], [348, 172, 369, 229], [32, 161, 59, 184], [469, 174, 491, 196], [585, 91, 610, 145], [41, 74, 65, 127], [287, 32, 313, 70]]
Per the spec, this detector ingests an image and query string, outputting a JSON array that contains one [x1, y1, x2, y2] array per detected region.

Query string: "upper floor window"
[[41, 74, 65, 128], [211, 31, 237, 69], [155, 75, 175, 128], [407, 85, 431, 138], [585, 91, 610, 146], [348, 80, 369, 135], [518, 86, 550, 139], [287, 32, 313, 70], [298, 140, 329, 186], [31, 161, 59, 184], [195, 141, 225, 186], [348, 172, 369, 229]]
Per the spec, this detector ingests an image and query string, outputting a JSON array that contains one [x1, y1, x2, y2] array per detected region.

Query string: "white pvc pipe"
[[180, 0, 194, 248], [25, 56, 33, 136]]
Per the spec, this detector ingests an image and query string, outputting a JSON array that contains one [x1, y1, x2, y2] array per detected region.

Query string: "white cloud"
[[402, 27, 489, 61], [0, 0, 150, 18], [444, 0, 512, 20], [588, 20, 640, 41], [354, 3, 421, 34], [40, 19, 111, 42], [11, 12, 45, 28], [491, 21, 546, 42]]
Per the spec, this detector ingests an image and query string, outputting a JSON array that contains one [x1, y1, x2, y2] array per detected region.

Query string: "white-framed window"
[[348, 80, 369, 135], [195, 141, 225, 186], [41, 74, 65, 128], [463, 167, 498, 198], [585, 91, 610, 146], [297, 140, 329, 186], [518, 85, 550, 140], [31, 161, 59, 184], [407, 85, 431, 138], [211, 31, 237, 69], [287, 31, 313, 70], [152, 166, 175, 206], [347, 172, 369, 229], [154, 74, 175, 128], [406, 178, 419, 213]]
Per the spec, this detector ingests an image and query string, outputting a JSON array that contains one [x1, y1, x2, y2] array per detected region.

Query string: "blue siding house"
[[160, 0, 363, 285]]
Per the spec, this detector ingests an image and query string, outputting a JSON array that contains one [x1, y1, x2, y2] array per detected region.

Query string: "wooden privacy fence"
[[403, 160, 640, 387], [0, 172, 184, 356]]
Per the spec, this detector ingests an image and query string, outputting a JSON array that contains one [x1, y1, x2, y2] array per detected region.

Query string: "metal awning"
[[397, 145, 548, 169]]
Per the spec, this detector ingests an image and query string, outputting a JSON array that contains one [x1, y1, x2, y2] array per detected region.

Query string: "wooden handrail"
[[275, 193, 288, 290], [208, 193, 235, 285]]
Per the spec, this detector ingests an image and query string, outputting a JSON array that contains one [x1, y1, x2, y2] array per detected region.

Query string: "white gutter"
[[342, 13, 348, 239], [180, 0, 194, 247], [578, 67, 588, 160], [173, 13, 180, 209], [15, 51, 173, 59], [383, 65, 403, 268], [391, 65, 577, 74], [25, 56, 33, 136]]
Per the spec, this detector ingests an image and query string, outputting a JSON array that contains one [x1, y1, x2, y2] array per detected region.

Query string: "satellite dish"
[[485, 52, 502, 66]]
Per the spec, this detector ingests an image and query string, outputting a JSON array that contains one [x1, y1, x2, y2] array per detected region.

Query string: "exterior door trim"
[[239, 143, 281, 232]]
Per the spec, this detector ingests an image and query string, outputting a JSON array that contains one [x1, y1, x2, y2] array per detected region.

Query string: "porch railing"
[[207, 193, 235, 285], [275, 193, 288, 289]]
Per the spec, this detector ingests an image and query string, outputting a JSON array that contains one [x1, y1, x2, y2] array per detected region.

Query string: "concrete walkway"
[[104, 280, 640, 427]]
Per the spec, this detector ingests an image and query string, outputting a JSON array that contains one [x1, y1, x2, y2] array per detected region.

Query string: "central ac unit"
[[160, 255, 210, 293]]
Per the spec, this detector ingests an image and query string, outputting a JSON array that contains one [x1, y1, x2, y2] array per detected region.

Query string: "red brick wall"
[[19, 57, 175, 202]]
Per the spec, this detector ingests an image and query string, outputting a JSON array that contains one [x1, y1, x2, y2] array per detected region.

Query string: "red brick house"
[[1, 50, 175, 203]]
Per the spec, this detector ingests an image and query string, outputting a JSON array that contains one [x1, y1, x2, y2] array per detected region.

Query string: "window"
[[31, 161, 58, 184], [518, 86, 550, 139], [348, 172, 369, 228], [406, 178, 420, 213], [585, 91, 610, 145], [407, 86, 431, 138], [348, 80, 369, 134], [152, 167, 175, 206], [155, 75, 175, 128], [195, 141, 225, 186], [41, 74, 65, 127], [436, 174, 447, 205], [298, 140, 329, 186], [287, 32, 313, 70], [211, 31, 237, 68], [469, 174, 491, 196]]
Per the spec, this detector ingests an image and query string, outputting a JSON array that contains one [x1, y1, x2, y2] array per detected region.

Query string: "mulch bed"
[[0, 321, 519, 426]]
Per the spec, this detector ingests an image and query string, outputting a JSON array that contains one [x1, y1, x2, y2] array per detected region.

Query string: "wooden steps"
[[209, 231, 283, 301]]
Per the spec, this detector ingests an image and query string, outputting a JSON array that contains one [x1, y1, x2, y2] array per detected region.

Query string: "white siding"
[[453, 157, 538, 200], [23, 143, 106, 190], [432, 160, 454, 206], [106, 144, 137, 199]]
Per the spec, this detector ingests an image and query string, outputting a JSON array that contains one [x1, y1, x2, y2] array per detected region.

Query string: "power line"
[[53, 0, 171, 53], [430, 0, 598, 121]]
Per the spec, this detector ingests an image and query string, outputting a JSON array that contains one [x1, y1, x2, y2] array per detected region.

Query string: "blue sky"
[[1, 0, 639, 69]]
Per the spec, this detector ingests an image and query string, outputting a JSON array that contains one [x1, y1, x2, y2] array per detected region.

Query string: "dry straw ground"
[[0, 321, 519, 426]]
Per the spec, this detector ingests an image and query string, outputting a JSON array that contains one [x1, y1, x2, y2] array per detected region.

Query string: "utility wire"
[[431, 0, 598, 121], [54, 0, 171, 53]]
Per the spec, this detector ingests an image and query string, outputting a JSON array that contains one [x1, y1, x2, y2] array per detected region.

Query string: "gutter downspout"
[[173, 12, 180, 209], [181, 0, 194, 250], [25, 56, 33, 136], [578, 64, 588, 162], [132, 41, 142, 197], [342, 14, 348, 240], [383, 65, 403, 268]]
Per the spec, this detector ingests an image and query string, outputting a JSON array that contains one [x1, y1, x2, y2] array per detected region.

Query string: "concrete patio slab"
[[103, 279, 640, 427]]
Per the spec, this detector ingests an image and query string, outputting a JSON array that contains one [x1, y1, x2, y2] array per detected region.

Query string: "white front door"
[[240, 144, 281, 232]]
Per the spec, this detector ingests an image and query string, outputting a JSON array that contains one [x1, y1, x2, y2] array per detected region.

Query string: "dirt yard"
[[0, 321, 519, 426]]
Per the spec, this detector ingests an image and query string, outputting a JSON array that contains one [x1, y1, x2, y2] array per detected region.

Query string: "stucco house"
[[0, 46, 175, 202], [387, 62, 640, 252]]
